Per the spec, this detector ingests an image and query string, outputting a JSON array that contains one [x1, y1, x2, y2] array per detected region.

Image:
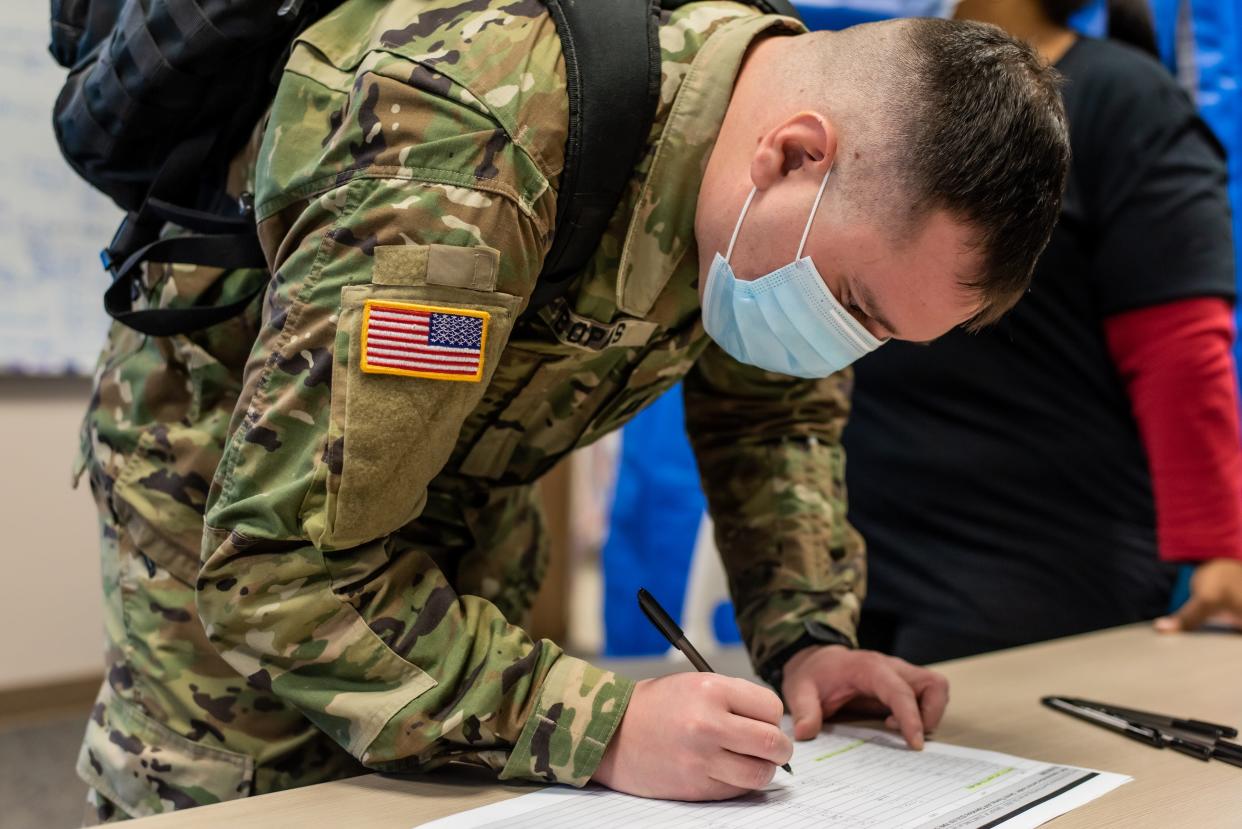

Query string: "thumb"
[[785, 677, 823, 740], [1156, 593, 1216, 633]]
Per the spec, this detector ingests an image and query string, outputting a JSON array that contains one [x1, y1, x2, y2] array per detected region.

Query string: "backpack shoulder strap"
[[526, 0, 801, 315], [527, 0, 662, 311]]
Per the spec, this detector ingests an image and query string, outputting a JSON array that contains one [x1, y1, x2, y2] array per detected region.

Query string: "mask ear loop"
[[796, 166, 833, 260], [724, 187, 758, 264]]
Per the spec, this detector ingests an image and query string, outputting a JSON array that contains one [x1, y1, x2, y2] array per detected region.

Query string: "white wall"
[[0, 377, 104, 689]]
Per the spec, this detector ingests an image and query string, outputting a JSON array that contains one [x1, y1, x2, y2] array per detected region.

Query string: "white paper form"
[[421, 725, 1129, 829]]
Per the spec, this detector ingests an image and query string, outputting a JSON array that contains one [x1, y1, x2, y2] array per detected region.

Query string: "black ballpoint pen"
[[1212, 740, 1242, 760], [1212, 740, 1242, 768], [637, 588, 793, 775], [1164, 731, 1242, 766], [1163, 733, 1214, 761], [1067, 698, 1238, 740], [1042, 697, 1165, 747], [1057, 698, 1242, 769]]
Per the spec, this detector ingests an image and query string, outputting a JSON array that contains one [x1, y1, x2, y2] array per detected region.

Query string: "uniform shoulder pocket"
[[300, 244, 522, 551]]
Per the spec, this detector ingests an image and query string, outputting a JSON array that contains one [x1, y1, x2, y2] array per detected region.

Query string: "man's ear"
[[750, 111, 837, 190]]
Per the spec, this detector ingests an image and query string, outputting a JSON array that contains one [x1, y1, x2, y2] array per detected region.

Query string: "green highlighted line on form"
[[965, 767, 1016, 790], [813, 740, 866, 762]]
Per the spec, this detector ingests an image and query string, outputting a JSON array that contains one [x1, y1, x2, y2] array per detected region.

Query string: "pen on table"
[[637, 588, 793, 775], [1041, 697, 1165, 748], [1212, 739, 1242, 768], [1053, 697, 1242, 768], [1162, 729, 1242, 764], [1066, 698, 1238, 740], [1162, 733, 1214, 761]]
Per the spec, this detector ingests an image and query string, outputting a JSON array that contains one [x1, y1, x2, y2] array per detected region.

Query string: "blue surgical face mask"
[[702, 168, 885, 378]]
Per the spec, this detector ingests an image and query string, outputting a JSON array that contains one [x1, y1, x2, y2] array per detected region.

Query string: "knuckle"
[[748, 761, 776, 789], [761, 727, 781, 757], [696, 675, 721, 697], [686, 713, 718, 742], [762, 690, 784, 721]]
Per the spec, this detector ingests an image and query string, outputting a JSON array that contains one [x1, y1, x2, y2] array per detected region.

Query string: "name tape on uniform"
[[543, 297, 658, 351]]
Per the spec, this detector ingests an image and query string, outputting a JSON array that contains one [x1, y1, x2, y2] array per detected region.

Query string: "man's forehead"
[[855, 210, 986, 340]]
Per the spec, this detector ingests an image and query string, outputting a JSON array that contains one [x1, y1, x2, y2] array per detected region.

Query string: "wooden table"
[[131, 625, 1241, 828]]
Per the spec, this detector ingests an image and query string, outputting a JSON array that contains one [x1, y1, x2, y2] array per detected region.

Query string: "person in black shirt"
[[843, 0, 1242, 664]]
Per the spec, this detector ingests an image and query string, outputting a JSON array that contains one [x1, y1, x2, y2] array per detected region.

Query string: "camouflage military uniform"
[[75, 0, 865, 821]]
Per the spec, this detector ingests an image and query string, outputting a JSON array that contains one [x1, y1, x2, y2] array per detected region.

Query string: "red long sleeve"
[[1103, 297, 1242, 562]]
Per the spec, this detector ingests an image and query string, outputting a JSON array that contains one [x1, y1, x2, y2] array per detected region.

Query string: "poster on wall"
[[0, 2, 120, 375]]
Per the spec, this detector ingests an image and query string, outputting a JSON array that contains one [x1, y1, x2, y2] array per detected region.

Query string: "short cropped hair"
[[899, 19, 1070, 327]]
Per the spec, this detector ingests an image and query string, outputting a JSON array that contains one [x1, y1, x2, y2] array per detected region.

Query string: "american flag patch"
[[360, 300, 489, 382]]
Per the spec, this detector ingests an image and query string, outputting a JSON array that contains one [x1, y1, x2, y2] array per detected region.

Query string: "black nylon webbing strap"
[[524, 0, 801, 317], [103, 232, 267, 337], [529, 0, 662, 312], [99, 127, 269, 337]]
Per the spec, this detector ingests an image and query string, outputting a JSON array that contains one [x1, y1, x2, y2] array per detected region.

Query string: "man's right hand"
[[592, 673, 793, 801]]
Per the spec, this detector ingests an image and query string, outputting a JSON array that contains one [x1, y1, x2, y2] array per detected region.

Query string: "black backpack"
[[50, 0, 800, 336]]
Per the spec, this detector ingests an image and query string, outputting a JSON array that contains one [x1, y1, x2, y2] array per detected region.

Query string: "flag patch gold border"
[[360, 300, 490, 382]]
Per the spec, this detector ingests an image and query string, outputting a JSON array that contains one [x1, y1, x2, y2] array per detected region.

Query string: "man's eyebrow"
[[853, 277, 900, 338]]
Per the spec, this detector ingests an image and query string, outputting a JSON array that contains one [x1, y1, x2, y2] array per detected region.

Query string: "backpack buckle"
[[100, 212, 162, 279]]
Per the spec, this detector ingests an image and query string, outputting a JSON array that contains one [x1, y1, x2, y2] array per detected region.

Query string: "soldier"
[[74, 0, 1068, 821]]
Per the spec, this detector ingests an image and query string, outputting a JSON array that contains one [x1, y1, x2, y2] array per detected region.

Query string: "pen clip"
[[1043, 697, 1165, 747], [1165, 735, 1214, 761], [1068, 698, 1238, 741]]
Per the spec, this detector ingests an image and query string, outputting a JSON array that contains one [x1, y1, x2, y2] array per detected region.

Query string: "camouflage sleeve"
[[196, 59, 630, 787], [682, 342, 866, 676]]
